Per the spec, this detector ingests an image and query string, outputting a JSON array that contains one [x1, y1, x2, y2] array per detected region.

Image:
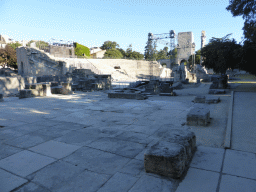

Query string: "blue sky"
[[0, 0, 245, 54]]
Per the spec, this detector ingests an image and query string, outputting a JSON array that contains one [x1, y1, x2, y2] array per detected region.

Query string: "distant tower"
[[200, 31, 206, 65]]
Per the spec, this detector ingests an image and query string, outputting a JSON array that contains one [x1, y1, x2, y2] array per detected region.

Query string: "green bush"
[[74, 42, 90, 57]]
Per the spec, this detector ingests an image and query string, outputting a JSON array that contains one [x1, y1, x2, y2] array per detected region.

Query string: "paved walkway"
[[0, 82, 256, 192]]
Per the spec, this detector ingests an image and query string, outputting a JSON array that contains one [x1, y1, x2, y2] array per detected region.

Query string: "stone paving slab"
[[0, 150, 56, 177], [12, 182, 51, 192], [190, 146, 225, 172], [3, 131, 56, 149], [0, 90, 246, 192], [86, 137, 145, 158], [175, 168, 220, 192], [25, 160, 85, 191], [0, 168, 28, 192], [62, 147, 131, 175], [128, 174, 178, 192], [54, 170, 112, 192], [222, 149, 256, 180], [0, 143, 23, 160], [53, 128, 123, 146], [98, 172, 139, 192], [119, 159, 145, 178], [29, 140, 82, 159], [219, 174, 256, 192]]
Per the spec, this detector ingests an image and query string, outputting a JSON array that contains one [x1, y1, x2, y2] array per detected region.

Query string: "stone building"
[[90, 47, 106, 58], [0, 34, 15, 49]]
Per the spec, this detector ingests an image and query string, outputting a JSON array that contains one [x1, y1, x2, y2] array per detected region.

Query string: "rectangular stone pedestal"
[[187, 104, 210, 126], [145, 128, 197, 179], [42, 84, 51, 96], [19, 90, 31, 99]]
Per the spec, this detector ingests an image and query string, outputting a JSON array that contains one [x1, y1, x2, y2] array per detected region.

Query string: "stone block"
[[51, 86, 62, 94], [153, 128, 197, 166], [108, 92, 147, 100], [172, 82, 183, 89], [0, 93, 3, 102], [205, 96, 220, 104], [209, 82, 219, 89], [31, 84, 43, 90], [144, 141, 187, 179], [208, 89, 226, 94], [19, 89, 31, 99], [160, 83, 174, 93], [42, 84, 51, 96], [60, 83, 72, 95], [50, 81, 59, 87], [194, 96, 206, 103], [25, 84, 32, 89], [159, 92, 177, 96], [187, 104, 210, 126]]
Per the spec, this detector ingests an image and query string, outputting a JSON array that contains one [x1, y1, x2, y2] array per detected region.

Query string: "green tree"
[[201, 34, 242, 74], [156, 46, 169, 60], [0, 48, 7, 67], [100, 41, 120, 50], [116, 48, 126, 58], [188, 49, 201, 66], [74, 42, 90, 57], [226, 0, 256, 42], [26, 40, 49, 48], [125, 44, 133, 58], [144, 38, 154, 60], [0, 44, 18, 68], [8, 42, 21, 50], [169, 48, 178, 66], [103, 49, 123, 59], [226, 0, 256, 75]]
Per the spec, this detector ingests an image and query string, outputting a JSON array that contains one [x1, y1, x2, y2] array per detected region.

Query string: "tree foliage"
[[103, 49, 123, 59], [226, 0, 256, 75], [144, 39, 157, 60], [188, 49, 201, 66], [74, 42, 90, 57], [156, 46, 169, 60], [8, 42, 21, 50], [0, 44, 17, 68], [201, 34, 242, 74], [169, 48, 178, 64], [26, 40, 49, 48], [100, 41, 119, 50], [125, 44, 144, 60], [226, 0, 256, 42]]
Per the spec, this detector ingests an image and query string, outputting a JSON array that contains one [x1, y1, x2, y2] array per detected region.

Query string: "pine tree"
[[144, 39, 154, 60]]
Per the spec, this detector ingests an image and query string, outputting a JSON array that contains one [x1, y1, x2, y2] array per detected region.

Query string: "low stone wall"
[[0, 76, 25, 96]]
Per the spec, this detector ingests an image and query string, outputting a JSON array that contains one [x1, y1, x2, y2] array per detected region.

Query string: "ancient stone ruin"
[[144, 128, 197, 179]]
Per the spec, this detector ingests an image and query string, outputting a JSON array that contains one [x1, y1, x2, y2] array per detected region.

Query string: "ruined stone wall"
[[0, 76, 25, 96], [17, 47, 65, 77], [49, 45, 75, 58], [16, 47, 163, 81]]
